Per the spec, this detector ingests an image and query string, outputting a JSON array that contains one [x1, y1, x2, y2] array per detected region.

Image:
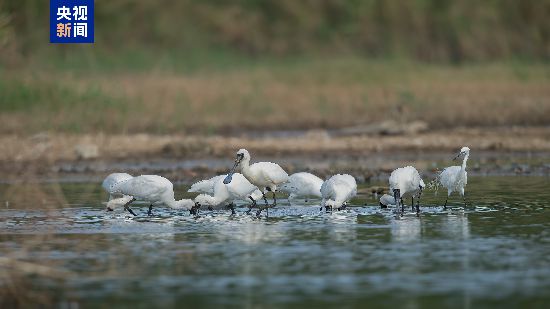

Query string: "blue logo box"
[[50, 0, 94, 43]]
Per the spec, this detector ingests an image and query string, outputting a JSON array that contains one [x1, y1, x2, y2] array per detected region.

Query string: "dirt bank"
[[1, 126, 549, 183]]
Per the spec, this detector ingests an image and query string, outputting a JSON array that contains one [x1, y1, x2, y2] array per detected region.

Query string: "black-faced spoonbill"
[[109, 175, 198, 216], [194, 173, 260, 215], [389, 166, 425, 216], [320, 174, 357, 211], [224, 149, 289, 217], [279, 172, 323, 203], [438, 146, 470, 209], [189, 174, 263, 206], [102, 173, 133, 200]]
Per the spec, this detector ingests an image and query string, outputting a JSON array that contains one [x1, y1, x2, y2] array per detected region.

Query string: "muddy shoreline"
[[1, 126, 549, 183]]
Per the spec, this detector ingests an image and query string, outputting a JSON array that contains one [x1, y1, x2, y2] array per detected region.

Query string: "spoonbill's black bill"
[[223, 174, 233, 184]]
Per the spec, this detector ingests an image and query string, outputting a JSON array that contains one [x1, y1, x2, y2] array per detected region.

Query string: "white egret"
[[102, 173, 133, 200], [109, 175, 198, 216], [320, 174, 357, 211], [389, 166, 425, 215], [224, 149, 289, 216], [379, 194, 397, 208], [279, 172, 323, 203], [438, 146, 470, 209], [189, 174, 263, 204], [194, 173, 259, 215]]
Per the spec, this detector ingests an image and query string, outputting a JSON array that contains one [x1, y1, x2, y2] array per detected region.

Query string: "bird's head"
[[453, 146, 470, 160], [224, 149, 250, 184], [105, 196, 133, 212], [236, 149, 250, 163], [189, 200, 202, 216]]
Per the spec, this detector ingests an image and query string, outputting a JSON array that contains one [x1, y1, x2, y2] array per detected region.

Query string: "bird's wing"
[[113, 176, 168, 200], [249, 189, 264, 201], [320, 177, 335, 199], [439, 166, 461, 187], [332, 177, 356, 202], [388, 168, 402, 190], [226, 174, 258, 198], [102, 173, 133, 193], [293, 172, 324, 196], [188, 175, 225, 193], [252, 162, 289, 185]]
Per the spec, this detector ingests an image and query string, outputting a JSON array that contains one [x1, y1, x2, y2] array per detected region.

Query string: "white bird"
[[109, 175, 198, 216], [389, 166, 425, 215], [102, 173, 133, 200], [438, 146, 470, 209], [279, 172, 323, 203], [320, 174, 357, 211], [189, 174, 264, 203], [379, 194, 397, 208], [224, 149, 289, 216], [194, 173, 259, 215]]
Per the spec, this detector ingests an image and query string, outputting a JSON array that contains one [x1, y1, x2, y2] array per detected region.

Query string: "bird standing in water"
[[437, 146, 470, 209]]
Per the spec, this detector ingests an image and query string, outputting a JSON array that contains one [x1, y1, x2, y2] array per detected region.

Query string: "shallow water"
[[1, 176, 550, 308]]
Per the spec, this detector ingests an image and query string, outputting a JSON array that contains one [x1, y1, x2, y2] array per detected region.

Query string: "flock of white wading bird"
[[102, 147, 471, 218]]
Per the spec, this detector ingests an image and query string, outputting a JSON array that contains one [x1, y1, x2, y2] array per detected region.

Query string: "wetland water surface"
[[1, 176, 550, 308]]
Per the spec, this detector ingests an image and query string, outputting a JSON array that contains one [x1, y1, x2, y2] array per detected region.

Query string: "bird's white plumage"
[[235, 149, 289, 192], [189, 174, 263, 202], [102, 173, 133, 199], [320, 174, 357, 209], [194, 173, 259, 209], [438, 146, 470, 197], [105, 195, 134, 211], [389, 166, 424, 199], [110, 175, 194, 210], [280, 172, 323, 200], [379, 194, 397, 207], [188, 175, 226, 194]]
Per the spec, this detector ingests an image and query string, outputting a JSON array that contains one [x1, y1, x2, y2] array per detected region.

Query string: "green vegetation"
[[1, 57, 549, 134], [0, 1, 549, 134], [2, 0, 549, 63]]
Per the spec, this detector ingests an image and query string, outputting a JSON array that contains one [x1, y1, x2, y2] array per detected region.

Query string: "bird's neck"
[[240, 159, 251, 175], [461, 153, 469, 172]]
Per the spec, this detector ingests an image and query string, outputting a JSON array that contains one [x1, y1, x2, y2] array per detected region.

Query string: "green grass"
[[1, 54, 549, 134]]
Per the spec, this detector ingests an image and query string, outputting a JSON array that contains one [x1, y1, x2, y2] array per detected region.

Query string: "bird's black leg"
[[247, 196, 256, 214], [411, 197, 415, 212], [265, 187, 275, 217], [262, 191, 269, 206], [123, 198, 137, 216], [228, 203, 236, 216], [444, 196, 449, 210], [147, 204, 153, 216], [416, 186, 423, 216], [272, 191, 277, 206], [400, 198, 405, 215], [256, 204, 272, 218], [463, 192, 467, 207]]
